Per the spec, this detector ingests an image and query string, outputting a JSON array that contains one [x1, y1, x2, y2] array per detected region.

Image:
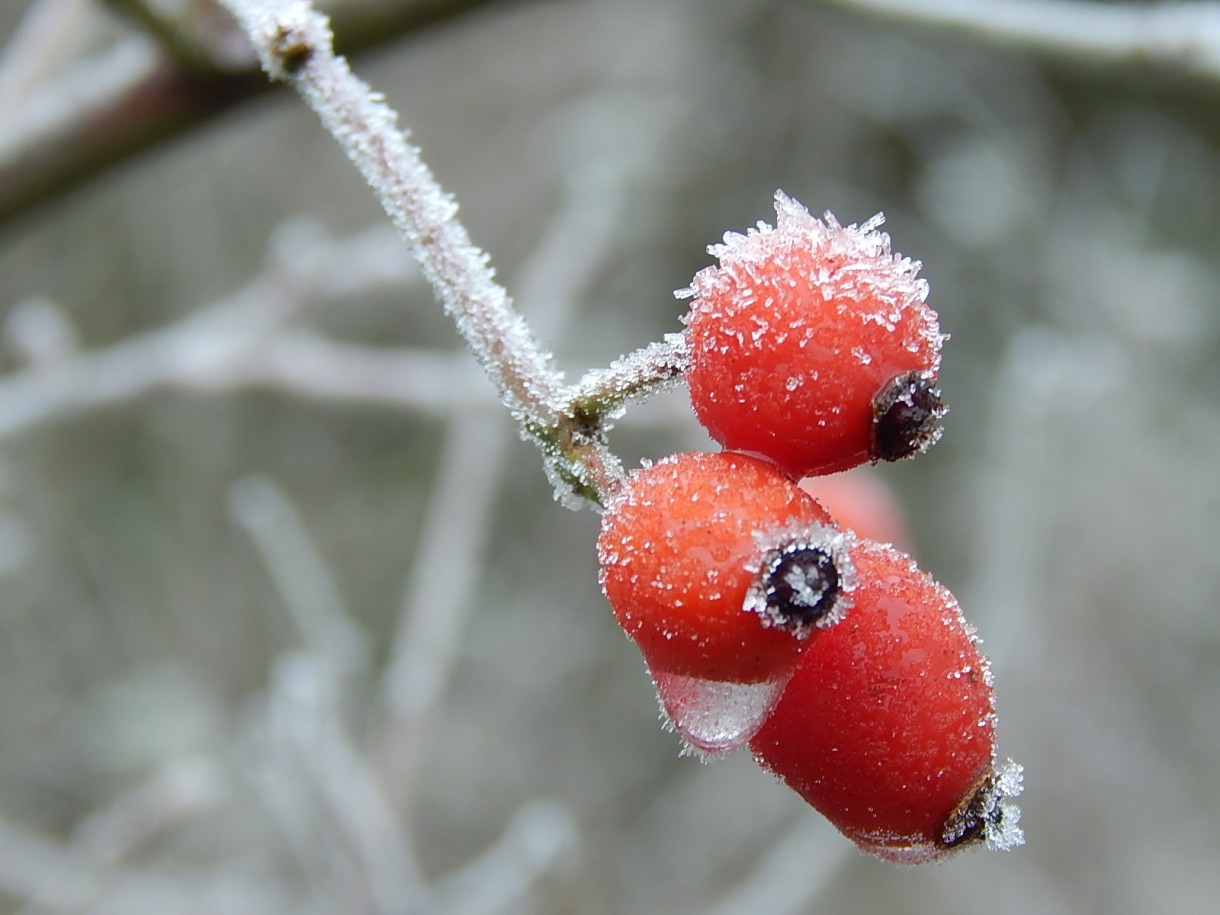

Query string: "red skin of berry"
[[681, 193, 942, 478], [749, 540, 995, 863], [597, 451, 833, 684]]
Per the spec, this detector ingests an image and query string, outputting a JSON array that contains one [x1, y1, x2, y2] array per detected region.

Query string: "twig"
[[373, 154, 632, 807], [0, 222, 420, 438], [431, 800, 580, 915], [0, 326, 494, 436], [5, 1, 682, 506], [71, 756, 227, 866], [373, 412, 509, 812], [106, 0, 229, 70], [215, 0, 639, 507], [0, 31, 260, 227], [2, 757, 227, 914], [0, 815, 291, 915], [0, 0, 95, 119], [227, 475, 371, 676], [704, 815, 847, 915], [573, 333, 688, 424], [962, 327, 1097, 673], [239, 699, 352, 907], [0, 268, 298, 436], [188, 333, 493, 411], [218, 0, 566, 423], [0, 262, 683, 443], [263, 652, 438, 915], [820, 0, 1220, 79]]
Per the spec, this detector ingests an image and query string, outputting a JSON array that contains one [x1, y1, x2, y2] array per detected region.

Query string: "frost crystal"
[[678, 192, 938, 366], [574, 333, 689, 424], [228, 0, 573, 484], [942, 758, 1025, 853], [542, 450, 602, 512]]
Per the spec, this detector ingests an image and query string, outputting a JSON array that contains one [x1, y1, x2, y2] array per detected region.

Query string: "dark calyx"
[[870, 370, 946, 463], [765, 546, 840, 629]]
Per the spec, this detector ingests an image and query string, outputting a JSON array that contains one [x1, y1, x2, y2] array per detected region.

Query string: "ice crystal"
[[676, 190, 945, 369]]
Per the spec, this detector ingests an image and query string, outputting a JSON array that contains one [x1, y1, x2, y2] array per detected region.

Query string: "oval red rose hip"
[[749, 539, 1023, 863]]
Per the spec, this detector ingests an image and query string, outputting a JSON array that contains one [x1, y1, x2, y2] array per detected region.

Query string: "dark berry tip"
[[745, 525, 857, 637], [869, 370, 946, 463], [941, 759, 1025, 854], [765, 546, 839, 629], [941, 772, 996, 851]]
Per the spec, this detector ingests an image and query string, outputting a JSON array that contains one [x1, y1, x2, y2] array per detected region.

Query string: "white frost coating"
[[676, 190, 945, 370], [938, 757, 1025, 856], [984, 758, 1026, 852], [783, 565, 824, 604], [218, 0, 567, 433], [651, 668, 788, 758], [574, 333, 689, 422]]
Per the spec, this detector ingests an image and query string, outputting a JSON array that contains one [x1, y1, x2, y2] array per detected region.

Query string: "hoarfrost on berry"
[[680, 190, 947, 477], [597, 452, 837, 684]]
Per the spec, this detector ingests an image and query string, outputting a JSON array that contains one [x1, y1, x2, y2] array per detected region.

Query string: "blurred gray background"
[[2, 0, 1220, 912]]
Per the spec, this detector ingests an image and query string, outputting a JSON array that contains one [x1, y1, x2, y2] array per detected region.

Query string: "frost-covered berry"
[[597, 451, 855, 685], [598, 451, 857, 754], [749, 540, 1023, 863], [679, 191, 946, 478]]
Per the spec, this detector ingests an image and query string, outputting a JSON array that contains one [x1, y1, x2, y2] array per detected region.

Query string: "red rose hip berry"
[[679, 191, 947, 478], [749, 540, 1023, 863], [597, 451, 854, 685]]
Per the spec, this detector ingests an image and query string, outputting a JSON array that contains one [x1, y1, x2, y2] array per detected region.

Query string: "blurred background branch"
[[822, 0, 1220, 78], [9, 0, 1220, 230], [0, 0, 498, 228]]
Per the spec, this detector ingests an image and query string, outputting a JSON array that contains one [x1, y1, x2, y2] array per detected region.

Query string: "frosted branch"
[[705, 816, 848, 915], [0, 327, 493, 438], [217, 0, 566, 431], [212, 0, 654, 507], [0, 815, 289, 914], [64, 758, 226, 881], [574, 333, 688, 424], [0, 0, 95, 118], [3, 2, 683, 508], [821, 0, 1220, 79], [0, 26, 254, 225], [432, 801, 580, 915], [373, 132, 642, 808], [262, 653, 434, 914], [0, 220, 678, 446]]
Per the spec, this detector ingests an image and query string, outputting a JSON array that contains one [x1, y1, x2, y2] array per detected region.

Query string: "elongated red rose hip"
[[749, 540, 1023, 863], [680, 191, 946, 478]]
